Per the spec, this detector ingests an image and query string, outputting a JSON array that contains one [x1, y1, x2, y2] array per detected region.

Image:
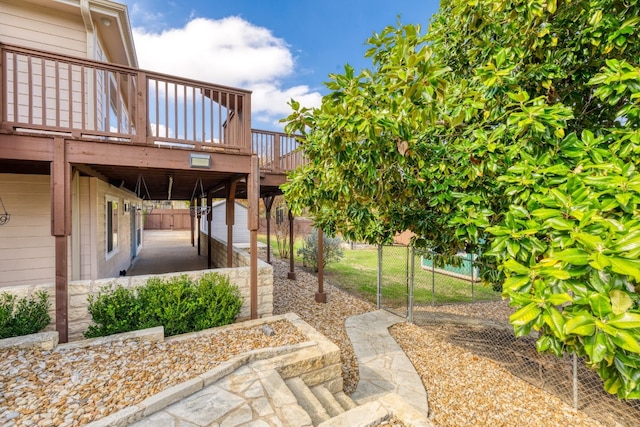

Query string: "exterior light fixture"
[[190, 153, 211, 169]]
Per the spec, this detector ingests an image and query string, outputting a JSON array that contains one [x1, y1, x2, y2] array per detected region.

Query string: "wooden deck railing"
[[0, 43, 251, 152], [0, 43, 307, 174], [252, 128, 306, 173]]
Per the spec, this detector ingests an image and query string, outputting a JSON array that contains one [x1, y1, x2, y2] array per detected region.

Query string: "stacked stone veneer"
[[198, 231, 250, 269], [3, 240, 273, 342]]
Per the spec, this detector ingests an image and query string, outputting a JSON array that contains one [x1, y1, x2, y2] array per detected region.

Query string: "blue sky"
[[121, 0, 441, 130]]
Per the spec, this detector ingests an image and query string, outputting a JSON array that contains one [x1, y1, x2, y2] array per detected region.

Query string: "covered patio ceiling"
[[0, 158, 286, 201], [77, 163, 248, 201]]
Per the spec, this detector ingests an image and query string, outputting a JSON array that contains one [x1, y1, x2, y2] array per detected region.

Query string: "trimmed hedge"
[[85, 273, 243, 338], [0, 291, 51, 339]]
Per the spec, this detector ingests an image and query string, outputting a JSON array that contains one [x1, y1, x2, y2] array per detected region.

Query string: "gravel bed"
[[266, 250, 604, 426], [268, 251, 375, 394], [390, 322, 605, 427], [0, 320, 305, 426], [0, 248, 610, 427]]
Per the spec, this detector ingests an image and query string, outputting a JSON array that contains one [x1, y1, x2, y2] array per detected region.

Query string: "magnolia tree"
[[283, 0, 640, 398]]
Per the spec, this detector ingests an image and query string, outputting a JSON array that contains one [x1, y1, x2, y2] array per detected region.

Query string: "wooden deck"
[[0, 42, 305, 199], [0, 42, 307, 342]]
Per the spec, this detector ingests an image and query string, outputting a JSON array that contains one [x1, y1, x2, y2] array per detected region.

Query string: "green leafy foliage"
[[297, 229, 345, 272], [282, 0, 640, 398], [84, 286, 140, 338], [85, 273, 243, 338], [0, 291, 51, 339]]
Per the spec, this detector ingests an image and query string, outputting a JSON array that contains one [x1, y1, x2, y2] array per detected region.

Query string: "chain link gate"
[[377, 245, 499, 319], [377, 243, 640, 426], [377, 245, 410, 319]]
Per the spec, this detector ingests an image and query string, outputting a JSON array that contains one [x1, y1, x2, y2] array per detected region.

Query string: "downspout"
[[80, 0, 97, 131], [80, 0, 96, 59]]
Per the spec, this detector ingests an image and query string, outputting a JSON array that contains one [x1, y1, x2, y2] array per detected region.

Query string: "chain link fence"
[[378, 245, 500, 320], [378, 244, 640, 427]]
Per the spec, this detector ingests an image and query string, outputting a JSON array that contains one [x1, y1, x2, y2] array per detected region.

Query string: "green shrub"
[[85, 286, 141, 338], [136, 275, 199, 336], [85, 273, 243, 338], [193, 273, 243, 331], [298, 229, 344, 272], [0, 291, 51, 339]]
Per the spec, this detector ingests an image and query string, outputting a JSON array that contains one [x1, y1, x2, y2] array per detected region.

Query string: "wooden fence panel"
[[145, 209, 190, 230]]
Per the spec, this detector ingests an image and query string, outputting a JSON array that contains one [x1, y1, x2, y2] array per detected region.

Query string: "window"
[[106, 197, 119, 256]]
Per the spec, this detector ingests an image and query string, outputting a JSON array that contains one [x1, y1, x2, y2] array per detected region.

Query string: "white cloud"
[[131, 16, 322, 128], [250, 83, 322, 128]]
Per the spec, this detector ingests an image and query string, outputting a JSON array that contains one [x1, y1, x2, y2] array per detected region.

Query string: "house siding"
[[0, 174, 54, 289], [0, 173, 142, 289], [79, 177, 95, 280], [0, 0, 86, 58], [94, 179, 139, 279]]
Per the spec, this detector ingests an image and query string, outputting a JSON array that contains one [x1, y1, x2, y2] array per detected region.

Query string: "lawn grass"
[[257, 234, 500, 307], [325, 246, 500, 307]]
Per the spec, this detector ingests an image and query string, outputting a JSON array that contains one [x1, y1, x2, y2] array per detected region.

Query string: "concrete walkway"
[[127, 230, 207, 276], [346, 310, 429, 416]]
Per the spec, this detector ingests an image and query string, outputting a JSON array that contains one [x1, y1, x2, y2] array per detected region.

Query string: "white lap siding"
[[0, 174, 54, 289]]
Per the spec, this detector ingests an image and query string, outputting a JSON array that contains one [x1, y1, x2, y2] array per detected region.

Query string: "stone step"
[[317, 393, 434, 427], [285, 377, 331, 426], [310, 385, 345, 417], [259, 370, 313, 427], [333, 390, 357, 411]]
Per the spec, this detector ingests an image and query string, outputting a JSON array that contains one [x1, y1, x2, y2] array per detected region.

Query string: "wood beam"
[[72, 163, 108, 182], [196, 196, 201, 256], [316, 228, 326, 303], [0, 134, 53, 161], [263, 195, 275, 264], [287, 209, 296, 280], [248, 156, 259, 319], [248, 157, 260, 231], [55, 236, 68, 343], [66, 140, 252, 174], [207, 173, 245, 197], [226, 180, 237, 267], [51, 137, 70, 343], [190, 197, 195, 247], [259, 172, 288, 189]]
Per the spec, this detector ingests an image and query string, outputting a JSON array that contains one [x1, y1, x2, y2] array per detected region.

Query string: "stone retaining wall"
[[2, 243, 273, 341], [199, 231, 251, 269]]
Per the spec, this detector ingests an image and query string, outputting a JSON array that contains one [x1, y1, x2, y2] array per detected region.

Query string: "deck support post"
[[190, 197, 195, 247], [51, 137, 71, 343], [226, 180, 237, 267], [207, 191, 212, 269], [287, 210, 296, 280], [196, 197, 201, 256], [315, 228, 326, 303], [248, 156, 260, 319], [263, 195, 275, 264]]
